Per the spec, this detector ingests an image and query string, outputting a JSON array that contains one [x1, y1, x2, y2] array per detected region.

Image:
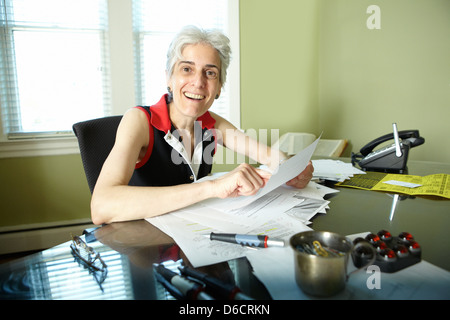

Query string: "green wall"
[[240, 0, 319, 134], [318, 0, 450, 161], [0, 154, 91, 228], [1, 0, 449, 229], [240, 0, 450, 161]]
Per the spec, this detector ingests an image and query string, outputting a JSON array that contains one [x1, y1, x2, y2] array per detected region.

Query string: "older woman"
[[91, 26, 313, 225]]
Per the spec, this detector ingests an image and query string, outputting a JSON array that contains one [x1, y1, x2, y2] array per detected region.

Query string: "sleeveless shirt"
[[129, 94, 217, 187]]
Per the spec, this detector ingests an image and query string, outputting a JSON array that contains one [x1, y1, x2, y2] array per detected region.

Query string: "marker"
[[154, 264, 214, 300], [179, 266, 253, 300], [208, 232, 285, 248], [153, 267, 185, 300]]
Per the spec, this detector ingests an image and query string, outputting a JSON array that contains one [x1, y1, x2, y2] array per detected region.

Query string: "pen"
[[154, 264, 214, 300], [208, 232, 285, 248], [153, 267, 185, 300], [179, 266, 253, 300]]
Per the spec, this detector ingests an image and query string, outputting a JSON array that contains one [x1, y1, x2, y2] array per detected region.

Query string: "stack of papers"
[[147, 138, 339, 267], [312, 159, 365, 182], [148, 181, 337, 267]]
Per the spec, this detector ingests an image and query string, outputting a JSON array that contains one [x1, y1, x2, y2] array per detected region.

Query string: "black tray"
[[352, 230, 421, 273]]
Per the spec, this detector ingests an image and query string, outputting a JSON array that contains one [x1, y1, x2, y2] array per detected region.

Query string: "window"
[[133, 0, 240, 127], [0, 0, 239, 157], [0, 0, 110, 139]]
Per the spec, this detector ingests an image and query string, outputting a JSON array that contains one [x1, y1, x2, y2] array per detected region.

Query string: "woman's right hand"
[[212, 163, 271, 199]]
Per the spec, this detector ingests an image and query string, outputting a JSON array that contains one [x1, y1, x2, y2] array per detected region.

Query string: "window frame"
[[0, 0, 240, 158], [0, 0, 111, 157]]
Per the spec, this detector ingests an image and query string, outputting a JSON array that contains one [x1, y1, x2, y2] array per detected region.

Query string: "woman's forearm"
[[212, 113, 287, 170], [90, 180, 216, 225]]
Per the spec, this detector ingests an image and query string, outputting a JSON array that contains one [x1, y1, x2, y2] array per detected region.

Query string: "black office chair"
[[73, 116, 122, 194]]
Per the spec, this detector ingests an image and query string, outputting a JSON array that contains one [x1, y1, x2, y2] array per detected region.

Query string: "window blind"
[[29, 244, 134, 300], [132, 0, 232, 122], [0, 0, 111, 138]]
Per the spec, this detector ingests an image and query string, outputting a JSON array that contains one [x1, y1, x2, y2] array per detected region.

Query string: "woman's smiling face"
[[167, 43, 222, 121]]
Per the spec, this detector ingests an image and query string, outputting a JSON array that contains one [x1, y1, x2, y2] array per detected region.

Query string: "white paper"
[[148, 211, 312, 267], [171, 186, 304, 230], [383, 180, 422, 188], [224, 186, 306, 223], [201, 136, 320, 211], [149, 214, 250, 266], [312, 159, 365, 182], [247, 232, 450, 299], [144, 137, 330, 267], [284, 197, 330, 224]]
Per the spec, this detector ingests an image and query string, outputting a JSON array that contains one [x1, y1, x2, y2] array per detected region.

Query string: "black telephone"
[[352, 124, 425, 174]]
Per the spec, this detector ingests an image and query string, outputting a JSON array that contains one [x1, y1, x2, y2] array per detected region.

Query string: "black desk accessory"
[[352, 230, 421, 273], [352, 123, 424, 174]]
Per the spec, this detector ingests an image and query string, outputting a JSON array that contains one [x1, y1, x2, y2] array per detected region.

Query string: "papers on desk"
[[149, 202, 313, 267], [148, 179, 336, 267], [201, 135, 321, 211], [312, 159, 366, 182], [146, 137, 338, 267], [337, 171, 450, 199]]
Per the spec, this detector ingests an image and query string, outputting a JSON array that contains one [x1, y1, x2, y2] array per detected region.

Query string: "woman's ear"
[[215, 87, 221, 99]]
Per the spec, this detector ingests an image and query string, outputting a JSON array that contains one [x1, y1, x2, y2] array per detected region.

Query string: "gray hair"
[[166, 25, 231, 87]]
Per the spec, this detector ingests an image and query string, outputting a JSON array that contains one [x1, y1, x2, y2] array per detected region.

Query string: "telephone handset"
[[352, 123, 425, 174]]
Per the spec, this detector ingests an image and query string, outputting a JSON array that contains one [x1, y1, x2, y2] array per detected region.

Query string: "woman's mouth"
[[184, 92, 205, 100]]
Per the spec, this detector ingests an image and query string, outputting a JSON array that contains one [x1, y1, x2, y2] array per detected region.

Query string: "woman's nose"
[[191, 71, 206, 87]]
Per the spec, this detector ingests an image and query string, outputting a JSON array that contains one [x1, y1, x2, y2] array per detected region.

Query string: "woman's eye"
[[182, 66, 191, 73], [205, 70, 217, 79]]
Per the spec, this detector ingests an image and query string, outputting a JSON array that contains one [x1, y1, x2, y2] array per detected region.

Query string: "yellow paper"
[[336, 172, 450, 199]]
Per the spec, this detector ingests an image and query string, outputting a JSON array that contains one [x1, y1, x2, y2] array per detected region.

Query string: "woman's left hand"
[[286, 161, 314, 189]]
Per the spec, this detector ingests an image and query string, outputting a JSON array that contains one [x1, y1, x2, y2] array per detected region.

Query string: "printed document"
[[337, 172, 450, 199], [200, 136, 320, 211], [148, 210, 311, 267], [146, 137, 321, 267]]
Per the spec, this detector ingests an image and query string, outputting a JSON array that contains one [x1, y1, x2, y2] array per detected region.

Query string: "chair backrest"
[[73, 116, 122, 194]]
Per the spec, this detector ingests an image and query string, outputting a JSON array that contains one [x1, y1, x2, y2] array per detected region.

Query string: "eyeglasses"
[[70, 235, 108, 290]]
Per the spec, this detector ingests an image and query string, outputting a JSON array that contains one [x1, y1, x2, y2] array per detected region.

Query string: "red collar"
[[150, 94, 216, 132]]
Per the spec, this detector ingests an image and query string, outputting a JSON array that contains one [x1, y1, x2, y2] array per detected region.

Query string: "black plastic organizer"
[[352, 230, 421, 273]]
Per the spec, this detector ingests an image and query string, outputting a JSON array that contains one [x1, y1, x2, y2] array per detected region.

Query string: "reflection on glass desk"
[[0, 221, 270, 300], [0, 160, 448, 300]]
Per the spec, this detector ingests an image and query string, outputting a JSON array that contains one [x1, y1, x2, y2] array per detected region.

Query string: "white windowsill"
[[0, 136, 80, 158]]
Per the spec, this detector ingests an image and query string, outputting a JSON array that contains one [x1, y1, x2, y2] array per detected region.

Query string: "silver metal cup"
[[290, 230, 375, 297]]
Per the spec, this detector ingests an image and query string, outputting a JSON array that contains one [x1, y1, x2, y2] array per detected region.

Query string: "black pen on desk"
[[154, 264, 214, 300], [153, 267, 185, 300], [179, 266, 253, 300], [208, 232, 285, 248]]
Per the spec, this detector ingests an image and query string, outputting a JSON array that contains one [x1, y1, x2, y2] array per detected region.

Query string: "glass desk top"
[[0, 220, 271, 300], [0, 160, 449, 300]]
